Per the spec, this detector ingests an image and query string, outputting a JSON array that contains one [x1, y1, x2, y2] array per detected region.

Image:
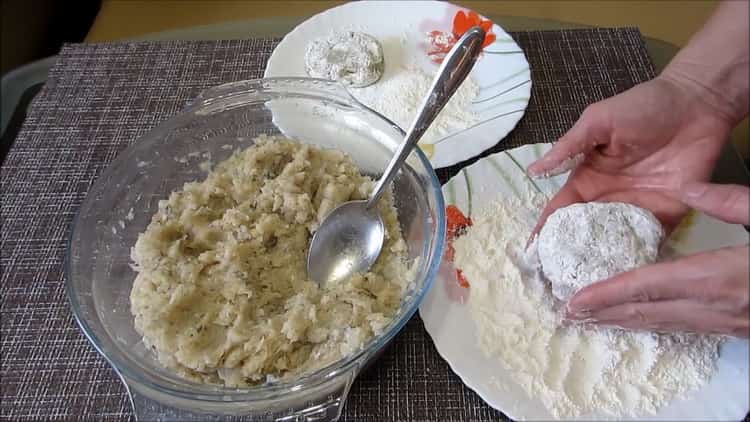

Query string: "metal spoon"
[[307, 26, 486, 286]]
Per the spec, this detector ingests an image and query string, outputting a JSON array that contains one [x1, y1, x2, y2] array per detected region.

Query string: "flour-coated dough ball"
[[537, 202, 664, 301], [304, 31, 384, 87]]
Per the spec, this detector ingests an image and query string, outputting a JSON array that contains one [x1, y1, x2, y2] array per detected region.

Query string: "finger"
[[680, 182, 750, 225], [582, 299, 749, 337], [527, 105, 607, 178], [527, 181, 583, 242], [567, 248, 737, 314]]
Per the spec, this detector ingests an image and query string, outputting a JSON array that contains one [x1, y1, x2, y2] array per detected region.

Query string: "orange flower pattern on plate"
[[444, 205, 472, 288], [427, 10, 497, 64]]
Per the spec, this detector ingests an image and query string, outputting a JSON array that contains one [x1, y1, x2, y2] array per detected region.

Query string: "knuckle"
[[712, 274, 749, 310], [629, 286, 652, 303], [624, 304, 649, 323], [723, 189, 746, 217]]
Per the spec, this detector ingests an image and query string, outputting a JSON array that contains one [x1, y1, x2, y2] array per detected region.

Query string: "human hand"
[[566, 182, 749, 338], [527, 74, 735, 234]]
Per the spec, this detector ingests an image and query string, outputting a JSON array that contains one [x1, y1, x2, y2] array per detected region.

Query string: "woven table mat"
[[2, 29, 656, 421]]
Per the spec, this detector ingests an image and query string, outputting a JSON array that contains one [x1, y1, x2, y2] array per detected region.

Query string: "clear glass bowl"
[[65, 78, 445, 421]]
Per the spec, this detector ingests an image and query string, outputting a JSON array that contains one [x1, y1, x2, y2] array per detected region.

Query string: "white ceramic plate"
[[264, 0, 532, 169], [419, 143, 750, 421]]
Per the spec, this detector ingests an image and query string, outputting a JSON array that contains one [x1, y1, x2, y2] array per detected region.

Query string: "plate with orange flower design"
[[420, 143, 750, 420], [264, 0, 532, 168]]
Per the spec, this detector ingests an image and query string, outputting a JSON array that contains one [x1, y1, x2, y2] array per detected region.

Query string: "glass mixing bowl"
[[65, 78, 445, 421]]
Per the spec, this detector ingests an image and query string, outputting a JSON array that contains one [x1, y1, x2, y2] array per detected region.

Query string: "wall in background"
[[86, 0, 718, 47]]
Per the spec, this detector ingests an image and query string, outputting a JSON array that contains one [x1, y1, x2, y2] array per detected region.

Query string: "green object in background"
[[1, 56, 56, 144]]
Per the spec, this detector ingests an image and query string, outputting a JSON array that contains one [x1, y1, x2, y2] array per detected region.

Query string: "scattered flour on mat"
[[349, 65, 479, 145], [452, 193, 722, 419]]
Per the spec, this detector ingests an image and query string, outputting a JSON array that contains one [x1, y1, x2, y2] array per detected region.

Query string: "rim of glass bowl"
[[65, 77, 446, 402]]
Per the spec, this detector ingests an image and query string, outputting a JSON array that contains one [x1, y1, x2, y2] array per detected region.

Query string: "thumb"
[[527, 104, 607, 178], [680, 182, 750, 225]]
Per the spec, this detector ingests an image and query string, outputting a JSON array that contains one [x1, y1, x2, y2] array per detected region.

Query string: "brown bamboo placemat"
[[2, 29, 659, 421]]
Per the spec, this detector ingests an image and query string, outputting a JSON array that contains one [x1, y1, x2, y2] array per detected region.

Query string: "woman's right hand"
[[527, 73, 735, 234], [528, 0, 749, 236]]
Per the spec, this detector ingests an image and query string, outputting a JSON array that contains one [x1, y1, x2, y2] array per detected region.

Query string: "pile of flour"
[[348, 35, 479, 145], [452, 195, 722, 419]]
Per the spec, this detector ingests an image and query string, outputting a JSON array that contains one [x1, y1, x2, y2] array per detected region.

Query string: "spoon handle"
[[367, 26, 486, 207]]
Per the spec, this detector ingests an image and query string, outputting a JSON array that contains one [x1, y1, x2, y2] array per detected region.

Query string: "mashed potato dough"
[[130, 135, 412, 386]]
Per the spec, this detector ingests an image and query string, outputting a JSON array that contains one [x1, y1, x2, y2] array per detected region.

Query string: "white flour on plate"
[[453, 194, 722, 419], [347, 36, 479, 145]]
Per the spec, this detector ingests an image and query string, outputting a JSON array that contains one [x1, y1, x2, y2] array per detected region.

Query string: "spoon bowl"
[[307, 200, 385, 285]]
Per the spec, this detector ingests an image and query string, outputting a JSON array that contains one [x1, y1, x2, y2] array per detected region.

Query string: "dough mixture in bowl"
[[130, 135, 412, 386]]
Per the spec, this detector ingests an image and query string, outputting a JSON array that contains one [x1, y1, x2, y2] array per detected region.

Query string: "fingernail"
[[526, 164, 543, 178], [681, 182, 707, 199], [537, 153, 585, 179]]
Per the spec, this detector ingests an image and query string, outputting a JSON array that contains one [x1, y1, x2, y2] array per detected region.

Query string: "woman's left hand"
[[566, 182, 750, 338]]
